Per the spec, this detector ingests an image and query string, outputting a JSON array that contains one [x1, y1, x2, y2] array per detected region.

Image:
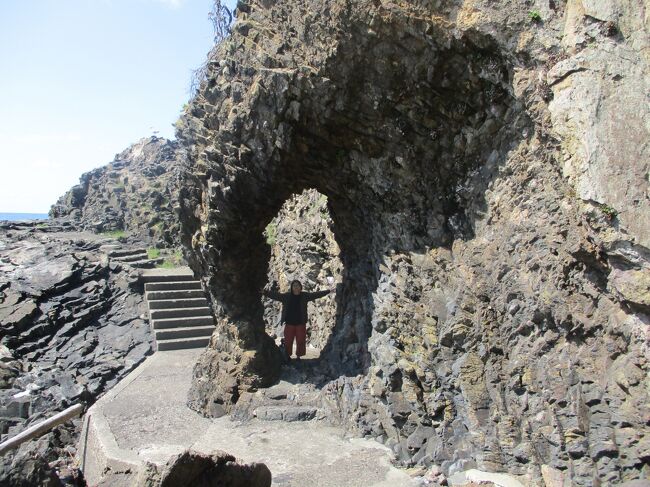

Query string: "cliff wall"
[[176, 0, 649, 484], [50, 136, 183, 247]]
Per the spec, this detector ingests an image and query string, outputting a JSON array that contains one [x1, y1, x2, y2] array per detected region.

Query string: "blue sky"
[[0, 0, 236, 212]]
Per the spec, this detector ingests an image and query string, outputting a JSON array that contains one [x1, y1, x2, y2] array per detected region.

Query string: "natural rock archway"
[[180, 4, 526, 405], [177, 0, 649, 483]]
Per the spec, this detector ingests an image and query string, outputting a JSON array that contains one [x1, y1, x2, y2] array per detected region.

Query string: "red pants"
[[284, 324, 306, 357]]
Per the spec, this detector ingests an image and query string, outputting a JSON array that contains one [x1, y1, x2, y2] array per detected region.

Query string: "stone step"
[[127, 259, 166, 269], [148, 298, 208, 310], [254, 406, 319, 422], [141, 268, 194, 283], [151, 315, 214, 330], [156, 336, 210, 351], [145, 281, 202, 292], [149, 306, 212, 320], [154, 325, 215, 341], [141, 273, 195, 283], [99, 244, 120, 253], [146, 289, 205, 301], [112, 252, 148, 263], [106, 248, 147, 258]]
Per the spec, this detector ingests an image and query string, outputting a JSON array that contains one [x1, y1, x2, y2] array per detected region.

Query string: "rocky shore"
[[0, 220, 157, 485]]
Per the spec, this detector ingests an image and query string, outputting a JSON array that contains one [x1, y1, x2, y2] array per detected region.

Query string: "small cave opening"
[[261, 188, 343, 359]]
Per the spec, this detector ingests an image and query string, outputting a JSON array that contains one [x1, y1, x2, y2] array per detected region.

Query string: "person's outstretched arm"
[[304, 289, 331, 301], [263, 289, 285, 301], [263, 282, 286, 301]]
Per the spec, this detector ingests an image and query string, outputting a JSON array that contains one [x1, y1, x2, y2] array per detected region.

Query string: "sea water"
[[0, 213, 49, 221]]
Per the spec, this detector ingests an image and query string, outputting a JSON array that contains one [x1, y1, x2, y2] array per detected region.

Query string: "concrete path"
[[79, 349, 420, 487]]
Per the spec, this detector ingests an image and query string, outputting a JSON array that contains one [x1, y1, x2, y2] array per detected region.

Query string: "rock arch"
[[180, 1, 527, 413], [262, 189, 342, 353]]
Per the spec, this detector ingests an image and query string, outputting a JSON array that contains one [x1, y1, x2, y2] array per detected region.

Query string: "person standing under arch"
[[264, 279, 334, 361]]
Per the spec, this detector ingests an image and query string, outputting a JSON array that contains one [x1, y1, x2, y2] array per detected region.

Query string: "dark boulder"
[[136, 450, 272, 487]]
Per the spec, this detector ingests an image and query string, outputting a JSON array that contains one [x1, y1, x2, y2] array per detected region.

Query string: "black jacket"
[[264, 289, 330, 325]]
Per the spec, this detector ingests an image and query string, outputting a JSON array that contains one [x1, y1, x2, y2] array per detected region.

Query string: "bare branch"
[[209, 0, 233, 45], [189, 1, 233, 96]]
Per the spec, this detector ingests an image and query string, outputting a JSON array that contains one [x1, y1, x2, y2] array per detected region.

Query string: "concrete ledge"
[[78, 349, 203, 486], [77, 349, 421, 487], [79, 410, 141, 487]]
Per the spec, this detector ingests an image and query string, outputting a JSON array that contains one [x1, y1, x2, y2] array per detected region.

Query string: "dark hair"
[[291, 280, 302, 290]]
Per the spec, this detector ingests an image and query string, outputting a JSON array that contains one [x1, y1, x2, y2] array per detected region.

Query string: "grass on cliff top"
[[156, 249, 184, 269], [264, 222, 277, 246]]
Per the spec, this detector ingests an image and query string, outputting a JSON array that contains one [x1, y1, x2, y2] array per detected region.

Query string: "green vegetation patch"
[[264, 222, 278, 246], [155, 248, 185, 269], [600, 204, 618, 220], [528, 10, 542, 22], [147, 247, 161, 259]]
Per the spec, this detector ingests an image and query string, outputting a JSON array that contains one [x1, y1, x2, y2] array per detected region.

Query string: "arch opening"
[[262, 188, 343, 358], [182, 15, 530, 416]]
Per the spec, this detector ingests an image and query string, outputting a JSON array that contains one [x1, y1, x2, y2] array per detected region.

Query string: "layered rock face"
[[50, 136, 183, 247], [177, 0, 649, 484], [0, 221, 154, 484]]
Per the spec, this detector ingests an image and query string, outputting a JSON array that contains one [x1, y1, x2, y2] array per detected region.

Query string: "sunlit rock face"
[[176, 0, 649, 483], [50, 136, 183, 247]]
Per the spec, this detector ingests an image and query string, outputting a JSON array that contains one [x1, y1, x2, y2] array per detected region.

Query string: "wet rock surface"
[[177, 0, 649, 484], [0, 220, 154, 485], [50, 136, 183, 247]]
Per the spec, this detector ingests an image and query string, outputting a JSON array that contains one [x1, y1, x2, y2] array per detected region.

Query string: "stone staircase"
[[100, 245, 163, 268], [142, 268, 215, 351]]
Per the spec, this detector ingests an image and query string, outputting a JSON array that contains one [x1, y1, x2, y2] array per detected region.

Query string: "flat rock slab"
[[141, 266, 194, 278], [80, 349, 418, 487], [448, 469, 525, 487]]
